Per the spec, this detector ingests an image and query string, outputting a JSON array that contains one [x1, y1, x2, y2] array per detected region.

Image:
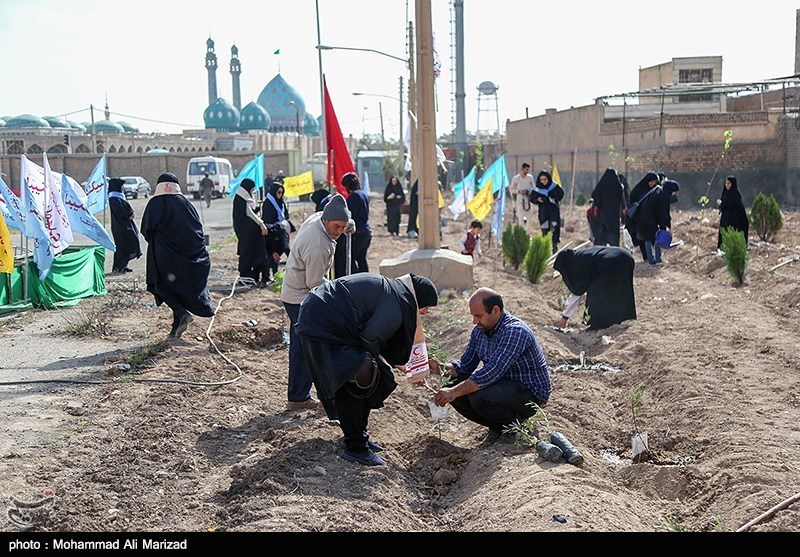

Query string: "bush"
[[575, 193, 587, 206], [749, 193, 783, 242], [524, 232, 552, 284], [502, 223, 530, 270], [720, 227, 748, 285]]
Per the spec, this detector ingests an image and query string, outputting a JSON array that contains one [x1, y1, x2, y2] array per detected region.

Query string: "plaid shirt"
[[452, 312, 551, 404]]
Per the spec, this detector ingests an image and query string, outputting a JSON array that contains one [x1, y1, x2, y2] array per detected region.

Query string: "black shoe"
[[549, 432, 584, 465], [339, 438, 384, 453], [341, 448, 385, 466], [535, 440, 563, 463], [173, 313, 194, 339], [123, 267, 134, 273]]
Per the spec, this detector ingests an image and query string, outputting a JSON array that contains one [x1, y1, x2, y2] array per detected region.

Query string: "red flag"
[[324, 76, 355, 198]]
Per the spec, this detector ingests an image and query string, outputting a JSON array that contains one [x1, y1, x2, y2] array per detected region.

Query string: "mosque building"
[[0, 38, 321, 158]]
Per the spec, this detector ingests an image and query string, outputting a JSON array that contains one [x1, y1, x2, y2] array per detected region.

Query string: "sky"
[[1, 0, 798, 142]]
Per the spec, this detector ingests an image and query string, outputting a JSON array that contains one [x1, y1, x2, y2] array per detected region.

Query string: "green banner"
[[1, 246, 107, 312]]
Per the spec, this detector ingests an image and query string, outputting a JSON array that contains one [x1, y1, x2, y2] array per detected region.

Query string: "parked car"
[[121, 176, 151, 199]]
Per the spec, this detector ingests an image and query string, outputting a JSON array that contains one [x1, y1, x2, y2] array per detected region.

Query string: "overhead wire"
[[0, 276, 251, 388]]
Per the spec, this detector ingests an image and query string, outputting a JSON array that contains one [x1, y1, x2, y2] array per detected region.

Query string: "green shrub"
[[524, 232, 552, 284], [575, 193, 587, 206], [502, 223, 530, 270], [749, 193, 783, 242], [721, 227, 748, 285]]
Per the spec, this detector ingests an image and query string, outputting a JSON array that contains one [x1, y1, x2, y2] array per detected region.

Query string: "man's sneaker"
[[341, 448, 385, 466], [287, 397, 321, 410]]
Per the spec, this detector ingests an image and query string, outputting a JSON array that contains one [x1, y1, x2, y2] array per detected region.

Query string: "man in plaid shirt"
[[432, 287, 551, 437]]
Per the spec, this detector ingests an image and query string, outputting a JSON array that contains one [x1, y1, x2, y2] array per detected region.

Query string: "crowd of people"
[[111, 163, 752, 468]]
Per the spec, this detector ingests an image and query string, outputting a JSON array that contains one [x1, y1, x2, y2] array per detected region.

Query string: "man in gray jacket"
[[279, 194, 353, 410]]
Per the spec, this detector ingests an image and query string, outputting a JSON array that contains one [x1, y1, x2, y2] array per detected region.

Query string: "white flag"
[[43, 153, 74, 255]]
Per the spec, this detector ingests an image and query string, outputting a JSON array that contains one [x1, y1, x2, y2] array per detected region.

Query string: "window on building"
[[679, 68, 714, 102]]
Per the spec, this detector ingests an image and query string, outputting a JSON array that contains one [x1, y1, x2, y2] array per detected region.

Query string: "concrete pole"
[[415, 0, 439, 249], [408, 22, 417, 191], [454, 0, 467, 182]]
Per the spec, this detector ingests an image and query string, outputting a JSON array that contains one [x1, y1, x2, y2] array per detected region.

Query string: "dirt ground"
[[1, 192, 799, 534]]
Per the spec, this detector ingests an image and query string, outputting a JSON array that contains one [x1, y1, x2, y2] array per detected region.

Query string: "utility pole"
[[399, 76, 404, 156], [415, 0, 439, 249], [379, 102, 385, 145]]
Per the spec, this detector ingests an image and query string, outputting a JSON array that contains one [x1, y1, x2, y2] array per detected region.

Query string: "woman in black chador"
[[554, 246, 636, 330], [107, 177, 141, 273], [383, 176, 406, 236], [716, 175, 749, 252], [232, 178, 269, 283], [625, 171, 659, 262], [141, 173, 215, 338]]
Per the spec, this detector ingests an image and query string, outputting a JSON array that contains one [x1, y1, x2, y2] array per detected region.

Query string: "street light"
[[353, 92, 405, 150], [289, 100, 300, 149], [316, 44, 408, 66]]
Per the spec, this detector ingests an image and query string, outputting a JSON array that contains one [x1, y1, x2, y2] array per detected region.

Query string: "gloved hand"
[[344, 219, 356, 235]]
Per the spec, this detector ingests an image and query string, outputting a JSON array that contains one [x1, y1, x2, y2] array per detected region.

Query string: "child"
[[459, 220, 483, 258]]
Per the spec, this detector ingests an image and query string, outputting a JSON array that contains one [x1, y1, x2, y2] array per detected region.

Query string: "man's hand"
[[344, 219, 356, 235], [260, 224, 269, 236], [434, 387, 457, 407], [557, 316, 569, 329], [272, 253, 281, 263]]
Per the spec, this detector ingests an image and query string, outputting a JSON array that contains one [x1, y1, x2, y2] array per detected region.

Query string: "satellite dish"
[[477, 81, 499, 95]]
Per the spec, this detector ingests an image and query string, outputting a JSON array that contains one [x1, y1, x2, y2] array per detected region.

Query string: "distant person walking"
[[199, 173, 214, 208], [383, 176, 406, 236], [107, 177, 142, 274], [141, 173, 215, 338], [510, 163, 535, 234], [530, 170, 564, 254]]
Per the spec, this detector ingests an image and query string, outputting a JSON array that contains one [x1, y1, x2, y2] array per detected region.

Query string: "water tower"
[[476, 80, 500, 140]]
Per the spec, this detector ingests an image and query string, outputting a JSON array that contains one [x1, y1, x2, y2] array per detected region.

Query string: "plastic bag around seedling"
[[429, 400, 449, 421]]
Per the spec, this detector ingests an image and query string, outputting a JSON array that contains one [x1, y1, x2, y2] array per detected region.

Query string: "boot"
[[535, 440, 563, 463], [549, 431, 584, 465]]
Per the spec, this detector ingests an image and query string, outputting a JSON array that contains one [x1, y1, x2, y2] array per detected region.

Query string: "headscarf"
[[236, 178, 258, 211], [410, 274, 438, 309], [154, 172, 182, 196], [108, 178, 124, 193], [554, 248, 592, 297]]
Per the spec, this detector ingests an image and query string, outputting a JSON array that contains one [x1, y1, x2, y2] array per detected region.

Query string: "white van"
[[186, 156, 234, 199]]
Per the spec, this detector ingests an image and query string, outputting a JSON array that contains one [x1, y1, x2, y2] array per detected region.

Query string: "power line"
[[108, 110, 203, 129]]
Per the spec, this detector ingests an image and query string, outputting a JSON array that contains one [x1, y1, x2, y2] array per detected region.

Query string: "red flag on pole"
[[323, 75, 355, 198]]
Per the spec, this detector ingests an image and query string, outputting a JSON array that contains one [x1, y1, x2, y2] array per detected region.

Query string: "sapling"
[[629, 382, 650, 461], [502, 401, 549, 449]]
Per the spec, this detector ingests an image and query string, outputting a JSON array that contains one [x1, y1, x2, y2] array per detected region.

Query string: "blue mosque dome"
[[6, 114, 51, 128], [204, 97, 240, 131], [0, 118, 5, 128], [303, 112, 319, 136], [257, 74, 306, 133], [68, 121, 86, 132], [239, 101, 271, 130], [118, 121, 139, 132], [93, 120, 126, 133], [44, 116, 69, 128]]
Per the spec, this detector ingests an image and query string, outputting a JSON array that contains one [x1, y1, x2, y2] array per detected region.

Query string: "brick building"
[[504, 56, 800, 209]]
